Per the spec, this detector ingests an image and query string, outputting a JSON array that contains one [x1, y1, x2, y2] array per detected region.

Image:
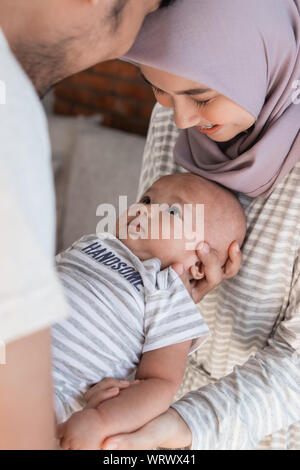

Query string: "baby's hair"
[[182, 173, 247, 265], [154, 173, 247, 266]]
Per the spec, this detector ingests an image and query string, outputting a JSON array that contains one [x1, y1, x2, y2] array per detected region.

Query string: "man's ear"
[[190, 261, 205, 280]]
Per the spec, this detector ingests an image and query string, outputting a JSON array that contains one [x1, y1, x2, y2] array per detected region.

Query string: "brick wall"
[[54, 60, 156, 136]]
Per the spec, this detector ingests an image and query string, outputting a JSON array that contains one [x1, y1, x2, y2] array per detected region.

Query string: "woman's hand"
[[173, 240, 242, 304], [101, 408, 192, 450]]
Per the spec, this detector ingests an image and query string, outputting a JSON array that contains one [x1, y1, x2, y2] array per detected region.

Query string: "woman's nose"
[[173, 99, 201, 129]]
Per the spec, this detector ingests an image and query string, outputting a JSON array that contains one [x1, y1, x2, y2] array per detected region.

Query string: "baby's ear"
[[190, 261, 205, 280]]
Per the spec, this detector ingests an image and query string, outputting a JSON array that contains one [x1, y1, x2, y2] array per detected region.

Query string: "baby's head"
[[117, 173, 246, 278]]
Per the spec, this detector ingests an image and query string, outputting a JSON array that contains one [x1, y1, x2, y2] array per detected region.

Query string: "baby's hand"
[[58, 408, 104, 450], [84, 377, 141, 409], [58, 378, 143, 449]]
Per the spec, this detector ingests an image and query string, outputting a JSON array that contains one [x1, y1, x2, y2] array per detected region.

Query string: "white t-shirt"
[[52, 234, 210, 422], [0, 30, 67, 344]]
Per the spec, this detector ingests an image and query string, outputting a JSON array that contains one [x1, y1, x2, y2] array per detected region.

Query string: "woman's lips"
[[197, 124, 222, 135]]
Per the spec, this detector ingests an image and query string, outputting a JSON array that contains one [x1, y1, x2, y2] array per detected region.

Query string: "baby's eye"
[[167, 205, 182, 218], [141, 196, 151, 204]]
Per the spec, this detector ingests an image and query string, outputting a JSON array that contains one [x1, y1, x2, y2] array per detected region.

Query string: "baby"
[[52, 173, 246, 450]]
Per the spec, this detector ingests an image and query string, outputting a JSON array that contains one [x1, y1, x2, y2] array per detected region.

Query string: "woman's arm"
[[172, 339, 300, 449], [103, 334, 300, 450], [103, 407, 192, 450]]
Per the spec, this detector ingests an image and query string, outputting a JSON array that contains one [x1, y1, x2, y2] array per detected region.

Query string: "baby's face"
[[116, 174, 205, 270]]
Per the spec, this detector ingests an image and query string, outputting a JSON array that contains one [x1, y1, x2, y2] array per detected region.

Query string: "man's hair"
[[159, 0, 176, 7]]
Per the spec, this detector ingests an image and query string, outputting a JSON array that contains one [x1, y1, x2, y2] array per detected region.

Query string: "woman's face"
[[140, 65, 256, 142]]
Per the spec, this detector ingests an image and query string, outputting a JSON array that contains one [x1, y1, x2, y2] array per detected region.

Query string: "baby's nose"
[[137, 204, 151, 217], [147, 204, 162, 220]]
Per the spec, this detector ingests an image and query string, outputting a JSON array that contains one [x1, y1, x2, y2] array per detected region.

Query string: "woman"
[[97, 0, 300, 449]]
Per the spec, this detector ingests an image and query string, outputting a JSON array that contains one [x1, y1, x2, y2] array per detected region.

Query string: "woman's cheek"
[[204, 99, 232, 125], [212, 96, 254, 127]]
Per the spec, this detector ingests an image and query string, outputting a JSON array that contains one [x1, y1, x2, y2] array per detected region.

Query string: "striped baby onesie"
[[52, 233, 210, 422], [137, 103, 300, 450]]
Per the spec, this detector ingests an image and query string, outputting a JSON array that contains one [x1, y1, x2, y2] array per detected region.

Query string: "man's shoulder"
[[0, 30, 54, 256]]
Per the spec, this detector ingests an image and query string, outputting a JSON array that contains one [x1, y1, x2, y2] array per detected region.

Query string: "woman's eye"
[[193, 99, 211, 108], [167, 205, 182, 218], [141, 196, 151, 204]]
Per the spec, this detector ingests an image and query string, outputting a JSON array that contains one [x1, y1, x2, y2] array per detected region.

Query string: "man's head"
[[0, 0, 175, 97], [118, 173, 247, 277]]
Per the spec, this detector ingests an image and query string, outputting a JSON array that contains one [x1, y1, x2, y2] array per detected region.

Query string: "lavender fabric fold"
[[124, 0, 300, 197]]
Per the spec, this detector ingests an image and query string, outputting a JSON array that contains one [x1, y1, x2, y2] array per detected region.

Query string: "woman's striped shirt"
[[138, 103, 300, 450]]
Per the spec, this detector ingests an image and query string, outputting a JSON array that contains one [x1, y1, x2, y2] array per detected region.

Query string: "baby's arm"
[[59, 340, 191, 450]]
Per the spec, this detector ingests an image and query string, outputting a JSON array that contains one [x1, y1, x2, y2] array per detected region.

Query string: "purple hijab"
[[124, 0, 300, 197]]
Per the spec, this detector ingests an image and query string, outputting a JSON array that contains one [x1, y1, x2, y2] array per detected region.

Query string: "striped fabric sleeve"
[[142, 272, 210, 354], [171, 252, 300, 450]]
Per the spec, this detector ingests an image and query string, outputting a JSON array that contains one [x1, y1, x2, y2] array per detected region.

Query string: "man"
[[0, 0, 176, 450]]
